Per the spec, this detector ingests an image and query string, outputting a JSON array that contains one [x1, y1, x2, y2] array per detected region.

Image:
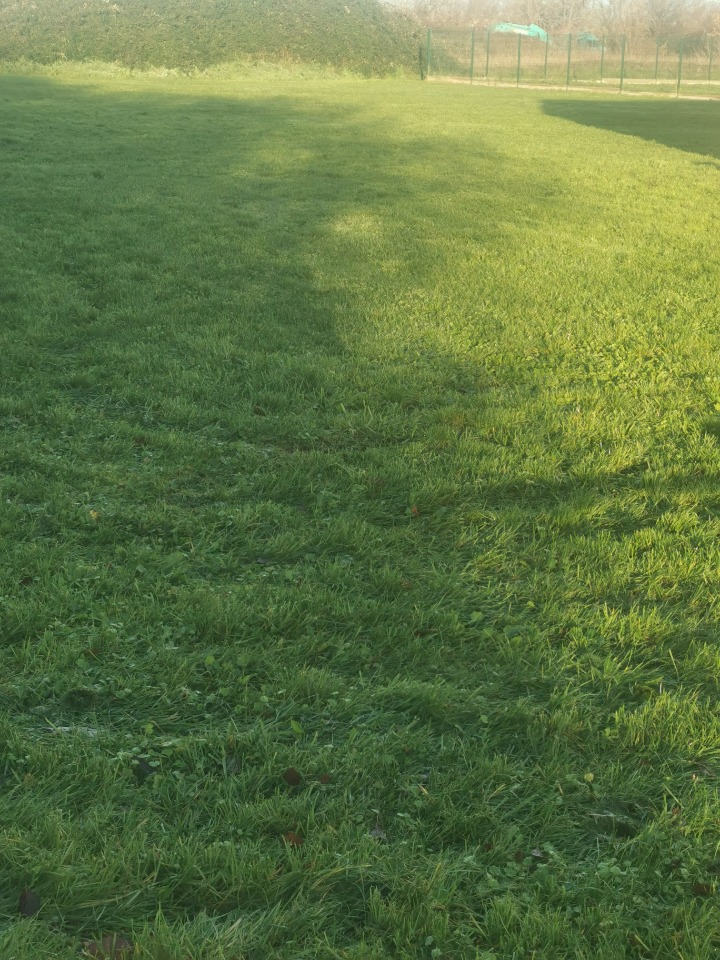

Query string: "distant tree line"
[[406, 0, 720, 41]]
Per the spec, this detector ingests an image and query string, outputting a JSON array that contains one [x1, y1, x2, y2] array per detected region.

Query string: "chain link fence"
[[423, 27, 719, 97]]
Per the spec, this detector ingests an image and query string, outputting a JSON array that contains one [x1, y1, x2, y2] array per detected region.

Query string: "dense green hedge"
[[0, 0, 422, 74]]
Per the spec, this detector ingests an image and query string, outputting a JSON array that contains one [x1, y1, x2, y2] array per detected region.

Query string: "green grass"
[[2, 70, 720, 959]]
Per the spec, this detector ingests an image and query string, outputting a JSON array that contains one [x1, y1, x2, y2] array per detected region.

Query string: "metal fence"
[[424, 28, 720, 97]]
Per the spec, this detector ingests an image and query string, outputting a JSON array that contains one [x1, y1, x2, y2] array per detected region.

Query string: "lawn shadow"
[[0, 72, 569, 656], [0, 73, 580, 938], [1, 74, 563, 417], [542, 97, 720, 160]]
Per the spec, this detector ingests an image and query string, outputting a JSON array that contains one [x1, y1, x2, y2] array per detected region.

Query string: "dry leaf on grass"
[[18, 888, 40, 917], [692, 882, 714, 897], [83, 935, 133, 958]]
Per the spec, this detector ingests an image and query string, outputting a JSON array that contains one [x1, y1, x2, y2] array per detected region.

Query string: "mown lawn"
[[2, 69, 720, 959]]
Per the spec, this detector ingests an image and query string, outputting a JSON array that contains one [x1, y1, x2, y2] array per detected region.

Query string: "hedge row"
[[0, 0, 422, 74]]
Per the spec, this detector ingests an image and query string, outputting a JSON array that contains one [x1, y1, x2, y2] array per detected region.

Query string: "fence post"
[[485, 28, 491, 79], [470, 27, 475, 83], [425, 29, 432, 79], [709, 36, 713, 83], [517, 33, 522, 86], [566, 33, 572, 90], [619, 35, 626, 92], [677, 37, 684, 96], [544, 34, 549, 79], [654, 38, 660, 81], [600, 35, 605, 82]]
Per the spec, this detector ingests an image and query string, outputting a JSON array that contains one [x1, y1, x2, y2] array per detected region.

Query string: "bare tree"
[[595, 0, 717, 38], [526, 0, 592, 30], [404, 0, 716, 36]]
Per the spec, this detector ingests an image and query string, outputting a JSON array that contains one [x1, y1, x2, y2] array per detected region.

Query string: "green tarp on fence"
[[491, 23, 549, 43]]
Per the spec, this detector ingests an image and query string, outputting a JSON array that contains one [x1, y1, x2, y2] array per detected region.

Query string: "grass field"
[[2, 69, 720, 959]]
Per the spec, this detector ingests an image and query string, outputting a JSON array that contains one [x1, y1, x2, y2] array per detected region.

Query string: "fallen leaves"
[[18, 887, 40, 917], [282, 768, 333, 786], [692, 882, 714, 897], [83, 935, 133, 958], [132, 757, 159, 783]]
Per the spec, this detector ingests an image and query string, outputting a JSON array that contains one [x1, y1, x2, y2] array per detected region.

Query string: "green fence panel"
[[422, 27, 719, 97]]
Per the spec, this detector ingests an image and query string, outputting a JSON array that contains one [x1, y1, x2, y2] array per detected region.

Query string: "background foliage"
[[0, 0, 422, 74], [407, 0, 719, 45]]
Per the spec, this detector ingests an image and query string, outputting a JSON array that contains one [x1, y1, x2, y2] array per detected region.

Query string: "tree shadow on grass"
[[1, 76, 560, 408], [0, 74, 572, 509], [0, 72, 580, 944], [0, 75, 568, 686], [542, 97, 720, 160]]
